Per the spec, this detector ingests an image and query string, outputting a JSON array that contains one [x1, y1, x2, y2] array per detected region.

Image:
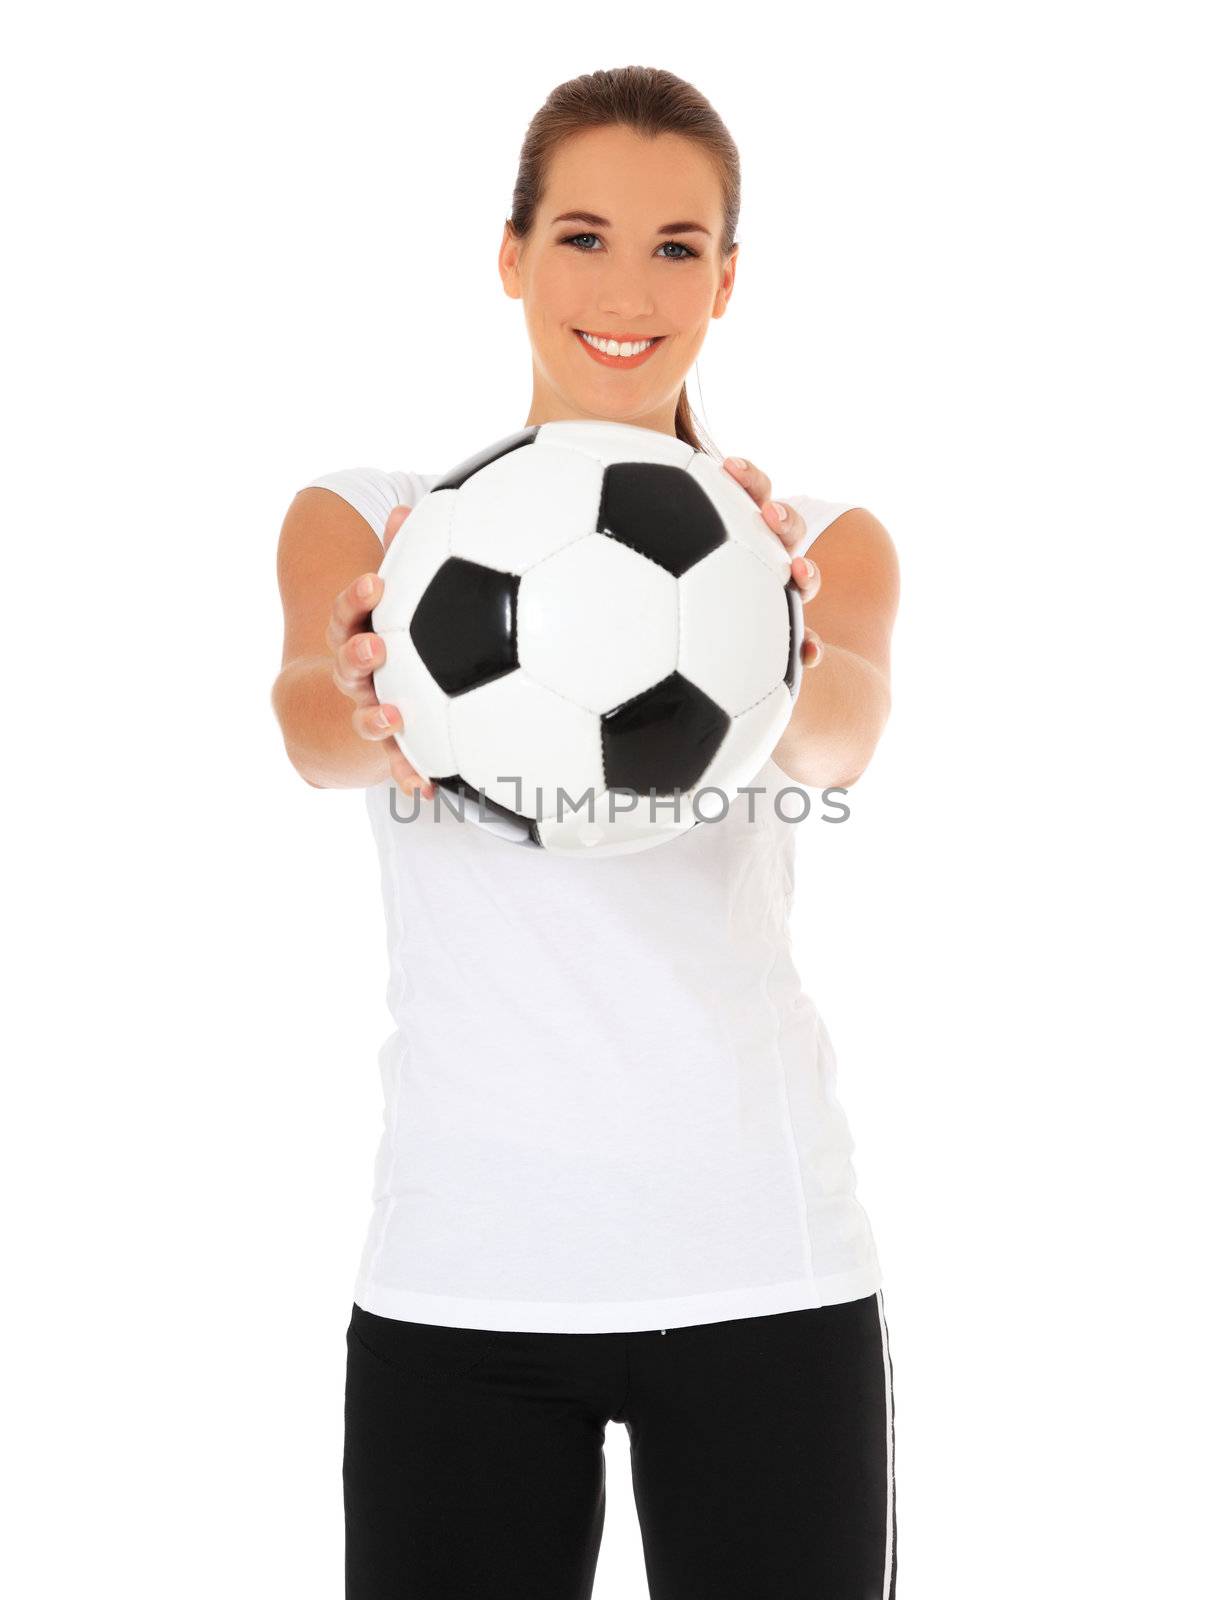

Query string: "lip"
[[573, 329, 666, 369]]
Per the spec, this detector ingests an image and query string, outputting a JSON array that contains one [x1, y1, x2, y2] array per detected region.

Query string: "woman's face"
[[499, 125, 737, 437]]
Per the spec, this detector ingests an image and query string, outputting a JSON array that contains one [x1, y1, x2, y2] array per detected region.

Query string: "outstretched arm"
[[772, 506, 899, 790]]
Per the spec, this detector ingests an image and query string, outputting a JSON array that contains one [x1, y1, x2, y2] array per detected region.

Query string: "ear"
[[498, 221, 523, 300], [712, 242, 738, 318]]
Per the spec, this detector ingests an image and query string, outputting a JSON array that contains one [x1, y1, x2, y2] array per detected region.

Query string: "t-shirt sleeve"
[[299, 467, 433, 540], [299, 473, 848, 555], [778, 493, 862, 558]]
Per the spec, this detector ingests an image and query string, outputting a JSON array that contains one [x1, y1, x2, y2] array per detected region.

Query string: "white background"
[[4, 2, 1227, 1595]]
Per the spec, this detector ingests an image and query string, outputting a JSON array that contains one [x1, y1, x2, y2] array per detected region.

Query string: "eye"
[[560, 233, 699, 261]]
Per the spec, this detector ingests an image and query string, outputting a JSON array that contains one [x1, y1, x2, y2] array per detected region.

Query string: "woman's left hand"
[[723, 456, 823, 669]]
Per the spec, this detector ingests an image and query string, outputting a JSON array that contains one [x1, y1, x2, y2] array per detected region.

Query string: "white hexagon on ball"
[[518, 533, 679, 715], [447, 669, 602, 813], [678, 541, 789, 715]]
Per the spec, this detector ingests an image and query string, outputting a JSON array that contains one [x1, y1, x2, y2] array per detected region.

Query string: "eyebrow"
[[550, 209, 712, 238]]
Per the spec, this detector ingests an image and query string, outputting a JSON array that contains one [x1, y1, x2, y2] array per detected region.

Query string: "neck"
[[523, 381, 682, 438]]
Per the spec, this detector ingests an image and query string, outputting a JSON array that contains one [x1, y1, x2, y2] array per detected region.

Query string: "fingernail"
[[373, 708, 388, 729], [357, 637, 373, 662], [727, 457, 747, 471], [357, 575, 374, 599], [805, 559, 817, 577], [770, 501, 788, 522]]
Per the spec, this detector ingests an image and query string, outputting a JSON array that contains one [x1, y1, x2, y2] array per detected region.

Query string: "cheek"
[[531, 251, 586, 312], [662, 280, 717, 340]]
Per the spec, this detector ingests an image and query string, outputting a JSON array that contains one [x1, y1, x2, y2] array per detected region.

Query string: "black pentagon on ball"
[[430, 774, 544, 847], [601, 671, 731, 795], [429, 425, 541, 494], [598, 462, 727, 576], [410, 558, 519, 696]]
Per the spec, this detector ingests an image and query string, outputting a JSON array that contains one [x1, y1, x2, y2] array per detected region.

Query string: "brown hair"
[[506, 66, 740, 459]]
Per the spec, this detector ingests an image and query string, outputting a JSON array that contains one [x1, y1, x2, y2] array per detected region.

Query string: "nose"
[[597, 276, 656, 324]]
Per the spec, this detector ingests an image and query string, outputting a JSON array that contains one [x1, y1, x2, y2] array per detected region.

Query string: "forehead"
[[543, 126, 721, 224]]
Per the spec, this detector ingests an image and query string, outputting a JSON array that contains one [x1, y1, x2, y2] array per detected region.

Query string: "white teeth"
[[579, 331, 657, 357]]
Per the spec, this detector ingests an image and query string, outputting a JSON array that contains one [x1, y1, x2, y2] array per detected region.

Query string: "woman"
[[273, 65, 900, 1600]]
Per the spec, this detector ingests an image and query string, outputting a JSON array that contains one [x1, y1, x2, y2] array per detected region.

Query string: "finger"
[[333, 660, 378, 708], [332, 630, 386, 694], [762, 496, 806, 555], [386, 739, 434, 798], [353, 701, 404, 741], [723, 456, 772, 507], [383, 503, 412, 553], [802, 629, 825, 668], [790, 555, 822, 604], [325, 571, 384, 652]]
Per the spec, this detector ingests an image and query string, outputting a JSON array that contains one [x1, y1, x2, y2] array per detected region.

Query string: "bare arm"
[[272, 654, 386, 789], [772, 507, 900, 790], [270, 487, 432, 794]]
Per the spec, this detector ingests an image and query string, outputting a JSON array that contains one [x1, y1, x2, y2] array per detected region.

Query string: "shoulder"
[[777, 494, 893, 559], [789, 502, 899, 678], [806, 504, 896, 577], [295, 466, 436, 541], [778, 493, 861, 552]]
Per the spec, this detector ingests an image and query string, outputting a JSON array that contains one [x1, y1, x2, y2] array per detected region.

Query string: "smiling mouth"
[[573, 329, 666, 368]]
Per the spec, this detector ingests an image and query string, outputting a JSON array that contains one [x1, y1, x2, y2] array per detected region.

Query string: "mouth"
[[573, 328, 666, 369]]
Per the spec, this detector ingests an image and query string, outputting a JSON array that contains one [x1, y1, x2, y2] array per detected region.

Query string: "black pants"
[[344, 1290, 896, 1599]]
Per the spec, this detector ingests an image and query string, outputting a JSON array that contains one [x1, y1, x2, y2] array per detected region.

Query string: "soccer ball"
[[371, 419, 804, 858]]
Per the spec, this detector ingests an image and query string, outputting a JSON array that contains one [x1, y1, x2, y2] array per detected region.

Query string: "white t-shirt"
[[302, 461, 884, 1332]]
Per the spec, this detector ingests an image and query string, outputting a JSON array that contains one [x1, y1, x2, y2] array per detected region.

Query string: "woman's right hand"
[[325, 503, 435, 799]]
